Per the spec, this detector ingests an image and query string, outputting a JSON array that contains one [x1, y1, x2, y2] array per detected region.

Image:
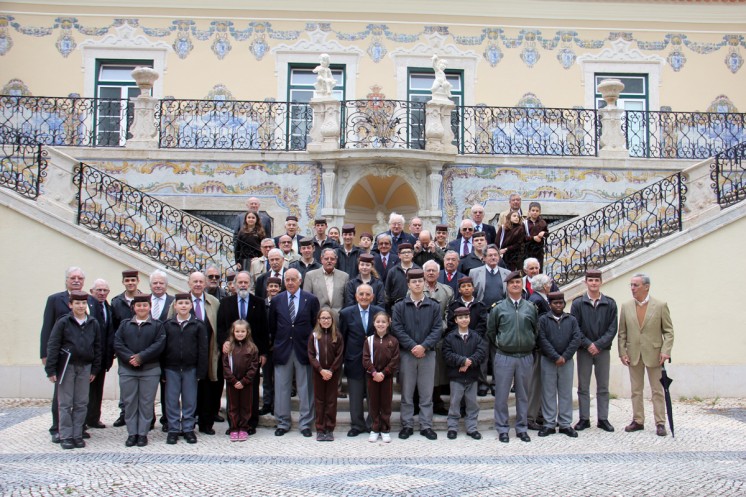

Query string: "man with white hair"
[[447, 219, 475, 258], [254, 248, 287, 300], [469, 204, 496, 245], [150, 270, 173, 431], [87, 278, 113, 430], [373, 212, 416, 254], [522, 258, 558, 298]]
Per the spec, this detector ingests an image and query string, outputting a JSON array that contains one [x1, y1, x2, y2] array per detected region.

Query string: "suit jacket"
[[339, 304, 384, 380], [373, 230, 417, 254], [217, 293, 268, 356], [303, 268, 349, 314], [254, 269, 286, 300], [373, 252, 399, 283], [447, 237, 474, 258], [618, 296, 674, 368], [151, 294, 174, 322], [457, 252, 485, 276], [40, 291, 97, 359], [90, 299, 115, 370], [269, 290, 320, 366], [438, 269, 467, 295], [470, 264, 510, 304]]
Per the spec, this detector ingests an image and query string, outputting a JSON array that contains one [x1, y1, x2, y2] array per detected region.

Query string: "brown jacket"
[[222, 341, 259, 386], [308, 329, 344, 373], [363, 331, 400, 378]]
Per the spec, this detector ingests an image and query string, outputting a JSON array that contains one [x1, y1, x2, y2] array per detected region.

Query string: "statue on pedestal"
[[313, 53, 337, 98], [430, 54, 452, 99]]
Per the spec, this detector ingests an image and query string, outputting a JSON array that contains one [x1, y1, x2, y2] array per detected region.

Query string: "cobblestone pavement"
[[0, 398, 744, 496]]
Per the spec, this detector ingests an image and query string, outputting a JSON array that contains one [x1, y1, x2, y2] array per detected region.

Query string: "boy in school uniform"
[[442, 306, 487, 440], [537, 292, 583, 438], [161, 293, 209, 444], [45, 290, 102, 450]]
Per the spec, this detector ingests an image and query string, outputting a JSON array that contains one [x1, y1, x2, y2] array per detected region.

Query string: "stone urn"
[[597, 79, 625, 108], [131, 67, 159, 97]]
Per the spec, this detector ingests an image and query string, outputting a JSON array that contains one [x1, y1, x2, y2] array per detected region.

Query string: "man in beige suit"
[[303, 248, 349, 315], [618, 273, 674, 437]]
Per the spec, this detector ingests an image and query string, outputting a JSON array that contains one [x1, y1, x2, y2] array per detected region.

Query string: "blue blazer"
[[339, 304, 384, 380], [269, 290, 320, 366]]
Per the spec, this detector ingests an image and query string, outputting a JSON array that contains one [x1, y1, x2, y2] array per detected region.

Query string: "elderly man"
[[408, 217, 424, 238], [618, 273, 674, 437], [336, 224, 361, 278], [498, 193, 523, 226], [487, 271, 538, 443], [422, 259, 453, 416], [87, 278, 114, 430], [205, 265, 227, 301], [469, 204, 496, 245], [448, 219, 475, 258], [413, 230, 443, 269], [522, 258, 558, 298], [392, 269, 443, 440], [438, 250, 467, 295], [249, 238, 277, 292], [148, 270, 174, 430], [304, 248, 349, 315], [270, 268, 320, 437], [233, 196, 272, 239], [339, 284, 384, 436], [374, 212, 417, 254], [571, 269, 618, 433], [254, 248, 287, 300], [40, 267, 97, 442], [277, 234, 300, 264], [372, 234, 399, 283], [274, 215, 302, 254], [289, 237, 321, 279]]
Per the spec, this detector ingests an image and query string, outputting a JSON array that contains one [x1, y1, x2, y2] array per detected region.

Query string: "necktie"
[[447, 272, 453, 282], [265, 259, 270, 271], [514, 301, 519, 311], [361, 309, 368, 329], [382, 256, 387, 269], [101, 303, 107, 324], [239, 298, 246, 320], [475, 224, 481, 232], [526, 280, 533, 295], [462, 333, 468, 342], [289, 294, 296, 322], [463, 239, 470, 256], [152, 297, 161, 319], [194, 298, 203, 320]]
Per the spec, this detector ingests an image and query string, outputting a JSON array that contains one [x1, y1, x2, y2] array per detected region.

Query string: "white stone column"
[[597, 79, 627, 159], [320, 161, 344, 224], [126, 67, 160, 150], [425, 97, 457, 154], [419, 163, 444, 226], [307, 97, 341, 152]]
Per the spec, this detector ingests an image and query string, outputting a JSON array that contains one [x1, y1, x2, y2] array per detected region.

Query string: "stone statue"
[[313, 53, 337, 98], [430, 54, 452, 99], [373, 211, 388, 235]]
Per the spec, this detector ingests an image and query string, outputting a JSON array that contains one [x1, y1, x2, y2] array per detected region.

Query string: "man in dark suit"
[[447, 219, 475, 258], [40, 266, 97, 443], [87, 278, 114, 429], [339, 284, 384, 436], [269, 268, 320, 437], [372, 234, 399, 284], [274, 215, 302, 255], [372, 212, 417, 253], [149, 270, 174, 430], [467, 204, 497, 245], [254, 249, 286, 300], [217, 271, 268, 435], [438, 250, 467, 295]]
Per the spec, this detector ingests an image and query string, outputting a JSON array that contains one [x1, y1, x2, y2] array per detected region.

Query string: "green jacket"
[[486, 298, 538, 357]]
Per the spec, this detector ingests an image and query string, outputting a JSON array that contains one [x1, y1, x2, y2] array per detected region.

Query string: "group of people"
[[40, 195, 674, 449]]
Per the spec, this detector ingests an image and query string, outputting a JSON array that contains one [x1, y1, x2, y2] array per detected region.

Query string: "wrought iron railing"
[[544, 172, 687, 286], [711, 141, 746, 208], [158, 99, 311, 151], [455, 106, 598, 156], [341, 100, 426, 149], [0, 95, 131, 147], [625, 110, 746, 159], [0, 125, 48, 199], [74, 162, 237, 274]]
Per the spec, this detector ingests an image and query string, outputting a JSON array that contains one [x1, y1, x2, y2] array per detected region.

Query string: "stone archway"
[[343, 174, 419, 239]]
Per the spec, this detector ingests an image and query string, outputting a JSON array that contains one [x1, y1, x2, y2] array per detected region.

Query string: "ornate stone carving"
[[313, 53, 337, 98], [597, 79, 627, 158]]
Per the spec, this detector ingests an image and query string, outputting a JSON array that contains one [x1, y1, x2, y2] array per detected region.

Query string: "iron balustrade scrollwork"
[[158, 99, 311, 151], [625, 110, 746, 159], [0, 125, 48, 199], [73, 162, 237, 275], [544, 172, 687, 286], [0, 95, 131, 147], [341, 100, 426, 150], [454, 105, 598, 156], [710, 141, 746, 208]]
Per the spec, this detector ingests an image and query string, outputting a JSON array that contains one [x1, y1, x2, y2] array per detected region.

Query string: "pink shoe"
[[238, 431, 248, 441], [229, 431, 239, 442]]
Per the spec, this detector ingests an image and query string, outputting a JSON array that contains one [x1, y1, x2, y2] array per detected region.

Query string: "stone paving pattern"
[[0, 398, 744, 496]]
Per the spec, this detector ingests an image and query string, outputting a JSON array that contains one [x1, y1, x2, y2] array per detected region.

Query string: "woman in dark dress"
[[496, 211, 525, 271], [234, 210, 265, 270]]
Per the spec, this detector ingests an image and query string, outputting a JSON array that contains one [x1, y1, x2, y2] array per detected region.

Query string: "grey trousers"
[[527, 349, 543, 421], [347, 376, 370, 432], [120, 368, 161, 436], [493, 353, 533, 435], [58, 363, 91, 440], [576, 348, 611, 421], [448, 380, 479, 433], [399, 351, 436, 430], [163, 367, 198, 434], [540, 356, 575, 429], [274, 352, 315, 431]]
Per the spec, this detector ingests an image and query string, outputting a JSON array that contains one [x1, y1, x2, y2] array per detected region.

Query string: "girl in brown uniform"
[[308, 308, 344, 441], [223, 320, 259, 442], [363, 312, 400, 443]]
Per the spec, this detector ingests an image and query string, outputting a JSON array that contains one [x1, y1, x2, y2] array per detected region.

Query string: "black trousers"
[[86, 370, 107, 425]]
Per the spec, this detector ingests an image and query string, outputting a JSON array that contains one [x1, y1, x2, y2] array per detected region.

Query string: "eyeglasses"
[[207, 275, 221, 280], [281, 241, 292, 244], [461, 228, 474, 232]]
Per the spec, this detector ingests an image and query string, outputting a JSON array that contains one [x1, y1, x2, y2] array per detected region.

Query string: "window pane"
[[409, 73, 434, 90], [98, 86, 122, 100], [331, 69, 344, 86], [291, 69, 316, 86], [595, 75, 646, 95], [289, 89, 314, 103], [447, 74, 461, 91], [99, 65, 139, 82]]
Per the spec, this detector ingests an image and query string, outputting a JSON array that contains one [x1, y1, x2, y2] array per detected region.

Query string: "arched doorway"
[[343, 174, 419, 239]]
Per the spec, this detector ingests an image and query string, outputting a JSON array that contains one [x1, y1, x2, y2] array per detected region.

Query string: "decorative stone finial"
[[597, 79, 625, 109], [131, 67, 159, 97]]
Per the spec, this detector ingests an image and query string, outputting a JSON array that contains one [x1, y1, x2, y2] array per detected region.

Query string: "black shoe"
[[247, 427, 256, 435], [88, 421, 106, 429], [477, 387, 489, 397], [274, 428, 288, 436], [433, 405, 449, 416], [166, 433, 179, 444], [538, 427, 556, 437], [199, 428, 215, 435], [51, 432, 61, 444], [574, 419, 591, 431], [347, 428, 362, 437], [467, 431, 482, 440], [214, 415, 225, 423], [498, 433, 509, 443], [184, 431, 198, 444], [82, 431, 90, 439], [527, 420, 543, 431], [447, 430, 457, 440], [73, 438, 85, 448], [161, 422, 169, 433], [113, 416, 126, 427], [125, 435, 138, 447], [517, 432, 531, 442], [559, 427, 578, 438], [60, 439, 75, 450], [225, 428, 231, 435], [137, 435, 148, 447], [398, 427, 413, 439], [258, 405, 273, 416], [301, 428, 312, 438], [420, 428, 438, 440], [597, 420, 615, 432]]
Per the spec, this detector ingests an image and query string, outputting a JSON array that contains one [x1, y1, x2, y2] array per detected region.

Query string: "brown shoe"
[[656, 424, 667, 437], [624, 421, 644, 432]]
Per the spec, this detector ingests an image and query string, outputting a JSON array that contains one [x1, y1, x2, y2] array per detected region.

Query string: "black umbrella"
[[660, 360, 675, 438]]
